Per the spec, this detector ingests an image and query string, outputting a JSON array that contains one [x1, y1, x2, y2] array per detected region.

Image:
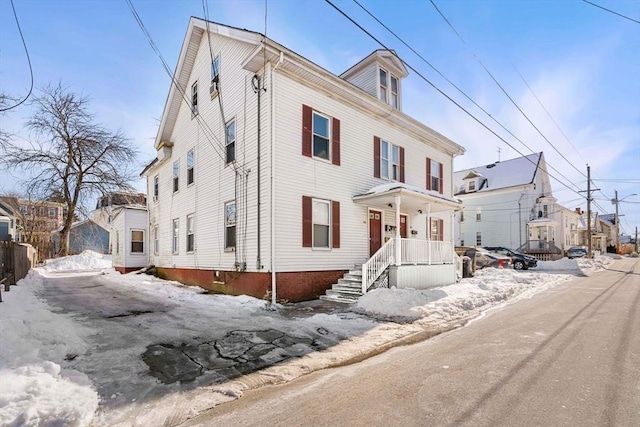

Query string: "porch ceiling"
[[353, 183, 461, 213]]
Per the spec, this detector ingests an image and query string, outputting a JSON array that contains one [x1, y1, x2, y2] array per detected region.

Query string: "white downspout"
[[270, 51, 284, 306], [395, 195, 401, 266]]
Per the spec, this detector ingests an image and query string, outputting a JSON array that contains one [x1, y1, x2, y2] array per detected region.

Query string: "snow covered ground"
[[0, 251, 617, 427]]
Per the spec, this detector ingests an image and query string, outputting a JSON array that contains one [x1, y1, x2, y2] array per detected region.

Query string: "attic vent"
[[486, 163, 496, 168]]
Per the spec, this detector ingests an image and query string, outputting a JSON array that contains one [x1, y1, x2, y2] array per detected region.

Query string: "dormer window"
[[468, 180, 476, 192], [379, 67, 399, 109]]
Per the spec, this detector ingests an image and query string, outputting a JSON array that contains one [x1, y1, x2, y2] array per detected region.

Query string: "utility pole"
[[614, 190, 620, 254], [636, 226, 638, 253], [578, 165, 599, 258]]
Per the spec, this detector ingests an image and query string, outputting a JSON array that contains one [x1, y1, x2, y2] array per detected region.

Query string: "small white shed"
[[111, 206, 148, 273]]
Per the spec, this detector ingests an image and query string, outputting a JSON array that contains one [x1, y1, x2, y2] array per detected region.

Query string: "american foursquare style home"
[[142, 18, 466, 302]]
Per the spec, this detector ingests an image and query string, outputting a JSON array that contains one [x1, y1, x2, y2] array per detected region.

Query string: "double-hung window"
[[312, 112, 330, 160], [173, 160, 179, 193], [131, 230, 144, 253], [225, 119, 236, 164], [48, 207, 56, 218], [187, 149, 194, 185], [430, 159, 441, 192], [191, 81, 198, 115], [379, 68, 388, 103], [153, 175, 159, 200], [476, 232, 482, 246], [476, 208, 482, 222], [381, 140, 400, 181], [186, 214, 195, 252], [211, 55, 220, 87], [153, 225, 159, 255], [390, 75, 399, 109], [172, 219, 179, 254], [313, 199, 330, 248], [468, 180, 476, 192], [225, 201, 236, 250]]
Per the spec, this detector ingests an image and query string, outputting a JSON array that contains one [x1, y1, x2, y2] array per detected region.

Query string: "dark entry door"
[[369, 210, 382, 256], [400, 215, 408, 238]]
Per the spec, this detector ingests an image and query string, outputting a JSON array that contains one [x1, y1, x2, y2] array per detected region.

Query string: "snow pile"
[[0, 271, 99, 427], [41, 250, 112, 273]]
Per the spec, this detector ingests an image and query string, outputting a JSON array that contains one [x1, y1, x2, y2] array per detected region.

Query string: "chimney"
[[575, 207, 582, 215]]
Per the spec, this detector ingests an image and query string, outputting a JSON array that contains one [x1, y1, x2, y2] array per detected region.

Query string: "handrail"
[[361, 238, 395, 293], [400, 239, 454, 264]]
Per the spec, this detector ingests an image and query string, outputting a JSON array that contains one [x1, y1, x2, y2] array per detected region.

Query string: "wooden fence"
[[0, 242, 38, 302]]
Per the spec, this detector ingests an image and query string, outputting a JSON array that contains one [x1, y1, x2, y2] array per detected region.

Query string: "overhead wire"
[[1, 0, 34, 112], [429, 0, 588, 182], [330, 0, 585, 199], [581, 0, 640, 24]]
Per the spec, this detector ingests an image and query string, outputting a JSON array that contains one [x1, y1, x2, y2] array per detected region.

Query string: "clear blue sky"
[[1, 0, 639, 235]]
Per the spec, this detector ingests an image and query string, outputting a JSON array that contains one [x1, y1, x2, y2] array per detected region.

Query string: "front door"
[[369, 209, 382, 256], [400, 215, 407, 238]]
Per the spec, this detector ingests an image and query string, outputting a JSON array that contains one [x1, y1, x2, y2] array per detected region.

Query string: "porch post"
[[395, 195, 401, 266], [426, 204, 431, 265]]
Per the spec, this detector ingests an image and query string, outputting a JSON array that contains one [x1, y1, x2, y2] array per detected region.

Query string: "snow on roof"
[[454, 152, 542, 195], [355, 182, 461, 205]]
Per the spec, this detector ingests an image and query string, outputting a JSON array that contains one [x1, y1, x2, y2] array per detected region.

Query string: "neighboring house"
[[453, 152, 563, 257], [141, 18, 466, 302], [0, 199, 18, 241], [574, 211, 615, 254], [553, 206, 581, 253], [52, 219, 110, 255], [111, 206, 149, 273], [91, 192, 147, 230], [0, 197, 65, 259]]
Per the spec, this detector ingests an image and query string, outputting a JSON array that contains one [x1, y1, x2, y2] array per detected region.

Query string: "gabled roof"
[[454, 152, 543, 196], [150, 17, 465, 167], [340, 49, 408, 80]]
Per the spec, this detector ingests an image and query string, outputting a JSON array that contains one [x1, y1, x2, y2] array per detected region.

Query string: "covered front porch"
[[353, 183, 462, 293]]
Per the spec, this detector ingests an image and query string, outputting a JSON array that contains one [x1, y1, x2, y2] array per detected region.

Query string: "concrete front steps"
[[319, 265, 364, 304]]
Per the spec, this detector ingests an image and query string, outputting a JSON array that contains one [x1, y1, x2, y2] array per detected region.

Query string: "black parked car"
[[482, 246, 538, 270]]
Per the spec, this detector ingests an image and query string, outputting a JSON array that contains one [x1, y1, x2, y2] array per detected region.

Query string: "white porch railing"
[[361, 238, 457, 294], [400, 239, 455, 265], [361, 238, 395, 294]]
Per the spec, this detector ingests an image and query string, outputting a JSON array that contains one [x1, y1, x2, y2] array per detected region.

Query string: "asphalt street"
[[182, 258, 640, 427]]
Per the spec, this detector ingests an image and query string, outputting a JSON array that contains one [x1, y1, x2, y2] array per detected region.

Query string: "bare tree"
[[0, 93, 17, 151], [1, 83, 138, 256]]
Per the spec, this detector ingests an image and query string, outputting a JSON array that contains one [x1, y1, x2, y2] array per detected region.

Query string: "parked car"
[[482, 246, 538, 270], [475, 248, 513, 269], [567, 246, 587, 259]]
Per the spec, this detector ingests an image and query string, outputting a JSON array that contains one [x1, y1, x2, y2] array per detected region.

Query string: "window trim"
[[211, 55, 220, 84], [131, 229, 145, 254], [173, 160, 179, 193], [153, 225, 159, 255], [468, 180, 476, 191], [476, 208, 482, 222], [379, 67, 388, 104], [186, 214, 195, 253], [381, 140, 401, 181], [191, 81, 198, 116], [225, 119, 236, 165], [312, 198, 331, 250], [312, 111, 331, 162], [224, 201, 236, 250], [153, 175, 159, 201], [172, 218, 179, 255], [186, 149, 195, 186]]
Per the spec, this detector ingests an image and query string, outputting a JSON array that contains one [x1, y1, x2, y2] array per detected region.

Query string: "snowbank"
[[41, 250, 112, 273], [0, 270, 100, 427]]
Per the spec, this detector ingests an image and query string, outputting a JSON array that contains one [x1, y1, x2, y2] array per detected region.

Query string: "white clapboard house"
[[142, 18, 466, 302]]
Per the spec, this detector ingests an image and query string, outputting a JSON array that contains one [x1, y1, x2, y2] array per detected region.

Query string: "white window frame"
[[225, 201, 236, 250], [173, 160, 179, 193], [468, 180, 476, 191], [172, 218, 179, 254], [186, 214, 195, 253], [131, 229, 145, 254], [379, 67, 388, 104], [380, 140, 400, 181], [476, 231, 482, 246], [312, 198, 331, 249], [312, 111, 331, 161], [191, 81, 198, 115], [211, 55, 220, 84], [430, 218, 441, 241], [153, 175, 159, 201], [48, 207, 56, 218], [153, 225, 159, 255], [225, 119, 236, 165], [187, 149, 195, 185], [431, 159, 441, 192], [476, 208, 482, 222]]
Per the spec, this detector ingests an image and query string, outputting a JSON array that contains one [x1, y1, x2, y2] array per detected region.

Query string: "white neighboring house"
[[141, 18, 466, 303], [454, 152, 564, 258], [111, 206, 149, 273], [553, 206, 582, 253]]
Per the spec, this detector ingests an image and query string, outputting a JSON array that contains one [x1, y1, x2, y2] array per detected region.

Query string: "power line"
[[511, 64, 588, 165], [0, 0, 34, 112], [581, 0, 640, 24], [429, 0, 588, 180], [328, 0, 585, 199]]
